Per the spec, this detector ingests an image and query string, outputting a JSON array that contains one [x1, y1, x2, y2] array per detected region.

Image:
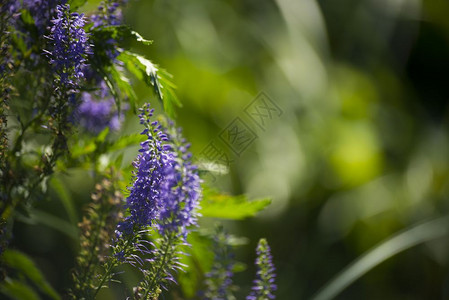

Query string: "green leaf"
[[108, 64, 137, 110], [19, 9, 34, 26], [10, 31, 27, 55], [196, 160, 229, 175], [178, 232, 214, 298], [158, 68, 181, 117], [109, 133, 145, 151], [118, 51, 181, 117], [96, 127, 110, 143], [200, 186, 271, 219], [30, 210, 78, 240], [129, 30, 153, 46], [91, 25, 153, 47], [67, 0, 87, 10], [71, 140, 97, 159], [0, 279, 40, 300], [311, 216, 449, 300], [2, 250, 61, 300], [49, 177, 78, 226]]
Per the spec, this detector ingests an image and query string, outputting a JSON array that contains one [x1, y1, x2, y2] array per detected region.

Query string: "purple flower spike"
[[156, 127, 201, 237], [202, 227, 235, 300], [23, 0, 62, 33], [117, 103, 201, 237], [115, 103, 202, 298], [46, 4, 91, 90], [117, 105, 171, 235], [247, 239, 277, 300]]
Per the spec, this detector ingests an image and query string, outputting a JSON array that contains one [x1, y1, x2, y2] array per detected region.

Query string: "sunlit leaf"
[[200, 186, 271, 219], [71, 140, 97, 159], [91, 25, 153, 47], [118, 51, 180, 117], [68, 0, 87, 10], [19, 9, 34, 26], [96, 127, 110, 143], [108, 64, 137, 111]]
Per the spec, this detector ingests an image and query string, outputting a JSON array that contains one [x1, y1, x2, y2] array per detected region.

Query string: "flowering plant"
[[0, 1, 276, 299]]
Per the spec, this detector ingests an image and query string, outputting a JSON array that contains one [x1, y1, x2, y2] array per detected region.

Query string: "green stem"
[[75, 200, 109, 298], [93, 259, 117, 298], [93, 236, 135, 298], [141, 232, 177, 300]]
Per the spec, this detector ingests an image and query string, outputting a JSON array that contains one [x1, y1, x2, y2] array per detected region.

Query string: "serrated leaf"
[[91, 25, 153, 47], [157, 68, 181, 116], [129, 30, 153, 46], [108, 64, 137, 110], [1, 250, 61, 300], [200, 186, 271, 219], [118, 51, 180, 117]]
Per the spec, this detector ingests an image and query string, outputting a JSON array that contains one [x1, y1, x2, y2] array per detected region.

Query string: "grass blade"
[[312, 216, 449, 300]]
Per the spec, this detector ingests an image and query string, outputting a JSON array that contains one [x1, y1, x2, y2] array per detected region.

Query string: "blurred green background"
[[12, 0, 449, 299]]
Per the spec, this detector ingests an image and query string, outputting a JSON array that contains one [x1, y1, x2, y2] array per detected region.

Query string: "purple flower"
[[156, 126, 201, 237], [78, 81, 124, 133], [247, 239, 277, 300], [23, 0, 62, 33], [2, 0, 20, 17], [202, 227, 235, 300], [115, 104, 202, 298], [46, 4, 91, 90], [91, 1, 123, 28], [116, 104, 174, 235], [117, 103, 201, 237]]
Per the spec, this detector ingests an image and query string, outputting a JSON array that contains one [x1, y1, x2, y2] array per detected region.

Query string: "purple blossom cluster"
[[247, 239, 277, 300], [77, 81, 124, 133], [46, 4, 91, 89], [116, 105, 169, 235], [117, 103, 201, 238], [23, 0, 62, 33], [91, 1, 125, 28], [78, 94, 121, 134], [2, 0, 19, 18], [157, 126, 201, 236]]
